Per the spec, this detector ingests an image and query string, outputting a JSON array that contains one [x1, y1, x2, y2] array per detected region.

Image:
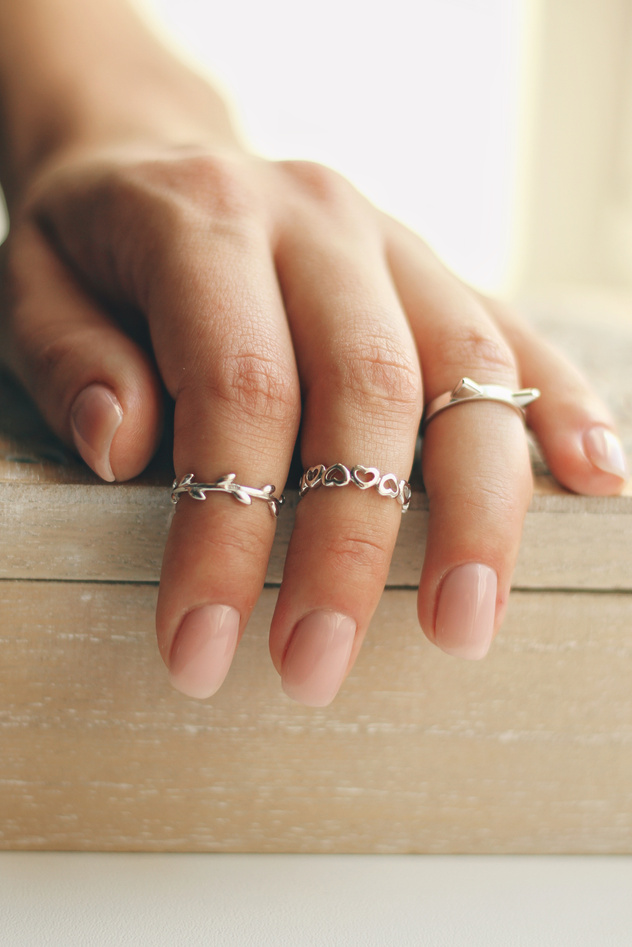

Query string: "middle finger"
[[269, 180, 423, 705]]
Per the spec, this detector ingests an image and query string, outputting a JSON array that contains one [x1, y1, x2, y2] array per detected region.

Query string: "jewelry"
[[422, 377, 540, 430], [171, 473, 285, 517], [299, 464, 412, 512]]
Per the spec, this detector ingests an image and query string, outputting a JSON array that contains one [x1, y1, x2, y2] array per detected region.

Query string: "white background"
[[3, 853, 632, 945]]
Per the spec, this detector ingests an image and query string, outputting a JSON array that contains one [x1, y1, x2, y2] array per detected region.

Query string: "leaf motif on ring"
[[377, 473, 399, 498], [189, 488, 208, 501], [232, 486, 253, 505], [351, 465, 381, 490], [323, 463, 351, 487]]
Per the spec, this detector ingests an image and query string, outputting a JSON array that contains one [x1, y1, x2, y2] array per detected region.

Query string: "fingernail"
[[70, 383, 123, 482], [435, 563, 497, 660], [169, 604, 240, 700], [583, 426, 629, 480], [282, 610, 356, 707]]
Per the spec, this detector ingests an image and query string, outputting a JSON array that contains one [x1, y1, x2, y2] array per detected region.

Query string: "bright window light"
[[142, 0, 524, 292]]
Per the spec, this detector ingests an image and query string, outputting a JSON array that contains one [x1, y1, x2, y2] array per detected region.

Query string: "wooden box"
[[1, 303, 631, 853]]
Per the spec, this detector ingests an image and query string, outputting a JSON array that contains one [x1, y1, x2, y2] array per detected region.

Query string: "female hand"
[[1, 3, 628, 706]]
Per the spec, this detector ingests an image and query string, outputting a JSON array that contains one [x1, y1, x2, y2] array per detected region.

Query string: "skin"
[[0, 0, 628, 706]]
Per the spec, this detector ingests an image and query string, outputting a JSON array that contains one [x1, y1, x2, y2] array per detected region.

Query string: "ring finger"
[[386, 219, 533, 659], [269, 181, 423, 705]]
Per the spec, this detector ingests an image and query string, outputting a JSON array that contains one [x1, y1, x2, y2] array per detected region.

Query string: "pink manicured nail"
[[70, 383, 123, 482], [282, 610, 356, 707], [169, 604, 240, 700], [435, 563, 497, 660], [583, 426, 629, 480]]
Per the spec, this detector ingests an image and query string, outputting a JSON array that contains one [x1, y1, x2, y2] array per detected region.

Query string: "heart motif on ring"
[[399, 481, 412, 511], [304, 465, 325, 488], [351, 465, 381, 490], [377, 473, 399, 498], [323, 463, 352, 487]]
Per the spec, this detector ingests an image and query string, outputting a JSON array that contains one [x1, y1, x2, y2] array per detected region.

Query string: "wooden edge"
[[0, 478, 630, 587]]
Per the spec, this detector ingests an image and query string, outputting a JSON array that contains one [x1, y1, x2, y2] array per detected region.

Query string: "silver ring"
[[422, 377, 540, 430], [171, 473, 285, 517], [299, 464, 412, 513]]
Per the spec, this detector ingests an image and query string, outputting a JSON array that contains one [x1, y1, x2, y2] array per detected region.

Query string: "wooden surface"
[[2, 584, 632, 853], [1, 301, 631, 852], [0, 304, 631, 588]]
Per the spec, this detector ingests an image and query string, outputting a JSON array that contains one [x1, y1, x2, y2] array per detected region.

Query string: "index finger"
[[146, 207, 300, 698]]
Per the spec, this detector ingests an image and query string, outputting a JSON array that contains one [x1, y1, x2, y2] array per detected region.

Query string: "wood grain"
[[1, 304, 631, 853], [1, 582, 632, 853], [1, 479, 631, 587]]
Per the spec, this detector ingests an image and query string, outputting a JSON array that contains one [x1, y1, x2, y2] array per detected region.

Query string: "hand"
[[1, 0, 628, 706], [2, 136, 628, 706]]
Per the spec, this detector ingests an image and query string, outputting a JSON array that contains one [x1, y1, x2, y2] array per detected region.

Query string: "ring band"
[[171, 473, 285, 517], [422, 377, 541, 430], [299, 464, 412, 512]]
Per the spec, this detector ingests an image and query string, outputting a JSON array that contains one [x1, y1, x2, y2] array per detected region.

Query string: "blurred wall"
[[137, 0, 524, 292], [515, 0, 632, 294], [3, 1, 631, 297]]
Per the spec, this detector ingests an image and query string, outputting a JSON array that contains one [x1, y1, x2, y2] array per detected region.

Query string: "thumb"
[[1, 224, 163, 481]]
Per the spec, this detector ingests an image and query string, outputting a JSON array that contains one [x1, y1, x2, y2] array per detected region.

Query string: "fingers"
[[28, 153, 300, 699], [386, 223, 533, 661], [18, 147, 625, 706], [479, 295, 629, 494], [269, 180, 422, 705], [1, 224, 162, 481], [151, 213, 300, 699]]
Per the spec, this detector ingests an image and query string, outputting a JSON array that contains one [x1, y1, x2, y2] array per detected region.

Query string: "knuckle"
[[465, 480, 523, 521], [279, 160, 356, 211], [131, 154, 254, 220], [30, 333, 70, 378], [444, 323, 517, 377], [111, 155, 259, 236], [23, 328, 89, 404], [207, 516, 272, 565], [224, 353, 298, 420], [327, 336, 422, 417], [182, 353, 299, 427], [102, 156, 263, 303], [167, 153, 256, 220], [321, 529, 390, 579], [435, 466, 532, 527]]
